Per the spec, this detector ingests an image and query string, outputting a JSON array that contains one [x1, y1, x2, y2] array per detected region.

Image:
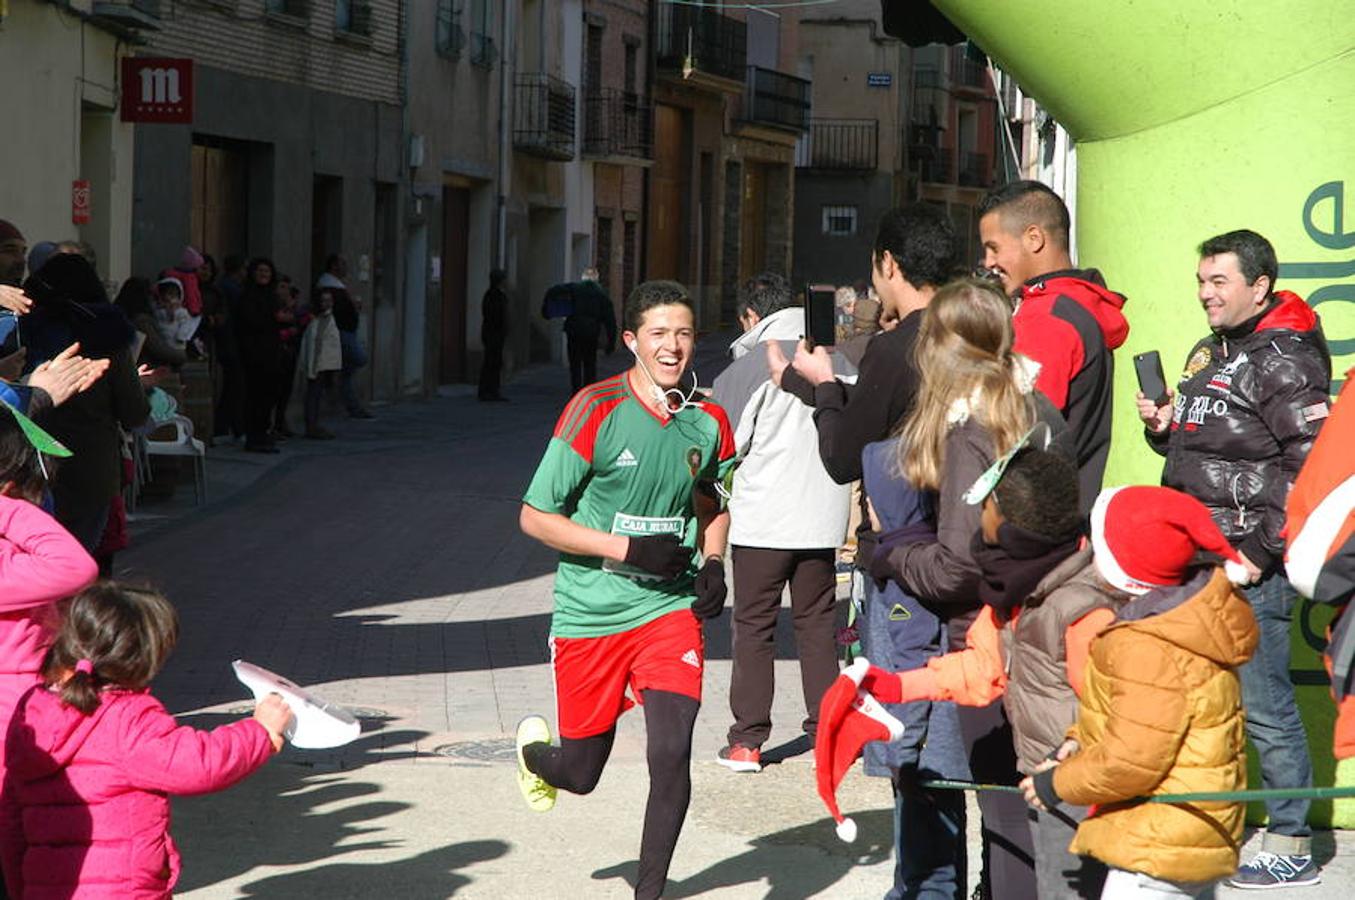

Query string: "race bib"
[[602, 512, 686, 580]]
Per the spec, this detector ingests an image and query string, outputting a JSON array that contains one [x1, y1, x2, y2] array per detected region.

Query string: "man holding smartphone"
[[710, 273, 852, 774], [1136, 229, 1330, 890]]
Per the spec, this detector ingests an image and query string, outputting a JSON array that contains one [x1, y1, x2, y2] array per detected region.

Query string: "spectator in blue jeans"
[[859, 437, 971, 899], [1137, 229, 1330, 889], [317, 254, 373, 419]]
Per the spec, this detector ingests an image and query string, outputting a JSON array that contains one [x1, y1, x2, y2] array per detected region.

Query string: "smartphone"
[[803, 283, 837, 349], [1134, 350, 1170, 406]]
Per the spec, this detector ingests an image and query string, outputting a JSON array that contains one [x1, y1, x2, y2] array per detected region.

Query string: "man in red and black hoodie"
[[979, 181, 1129, 514]]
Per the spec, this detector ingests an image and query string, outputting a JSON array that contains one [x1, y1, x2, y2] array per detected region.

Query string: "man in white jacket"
[[711, 273, 853, 772]]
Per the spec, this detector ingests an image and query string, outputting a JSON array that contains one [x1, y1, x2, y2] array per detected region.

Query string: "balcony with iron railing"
[[914, 66, 945, 90], [515, 73, 577, 161], [739, 66, 810, 133], [951, 57, 989, 92], [583, 89, 653, 160], [795, 119, 878, 171], [958, 151, 992, 187], [910, 153, 953, 184], [654, 3, 747, 87]]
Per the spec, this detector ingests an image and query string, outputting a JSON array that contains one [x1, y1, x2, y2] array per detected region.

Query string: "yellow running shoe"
[[515, 715, 557, 812]]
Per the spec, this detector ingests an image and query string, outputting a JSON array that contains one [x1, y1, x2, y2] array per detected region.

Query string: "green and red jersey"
[[523, 372, 736, 638]]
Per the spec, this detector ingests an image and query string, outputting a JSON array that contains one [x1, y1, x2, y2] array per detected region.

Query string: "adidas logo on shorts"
[[616, 448, 638, 467], [681, 648, 700, 668]]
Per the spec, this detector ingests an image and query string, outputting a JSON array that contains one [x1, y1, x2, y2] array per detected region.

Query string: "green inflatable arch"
[[930, 0, 1355, 827]]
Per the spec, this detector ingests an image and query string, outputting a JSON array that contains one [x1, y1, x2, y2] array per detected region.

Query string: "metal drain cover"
[[431, 738, 516, 763]]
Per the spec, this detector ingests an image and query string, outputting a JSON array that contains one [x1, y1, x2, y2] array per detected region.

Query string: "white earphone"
[[626, 338, 699, 418]]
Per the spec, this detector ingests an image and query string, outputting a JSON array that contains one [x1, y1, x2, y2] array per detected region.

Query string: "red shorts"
[[551, 608, 704, 739]]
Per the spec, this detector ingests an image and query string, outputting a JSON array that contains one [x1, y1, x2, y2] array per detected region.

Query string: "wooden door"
[[190, 142, 248, 262], [739, 162, 768, 282], [311, 175, 343, 287], [648, 104, 684, 280]]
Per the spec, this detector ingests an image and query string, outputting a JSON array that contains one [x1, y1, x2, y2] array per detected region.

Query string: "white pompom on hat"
[[1090, 486, 1251, 595]]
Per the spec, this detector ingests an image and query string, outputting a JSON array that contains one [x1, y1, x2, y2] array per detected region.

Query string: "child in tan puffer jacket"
[[1022, 486, 1259, 898]]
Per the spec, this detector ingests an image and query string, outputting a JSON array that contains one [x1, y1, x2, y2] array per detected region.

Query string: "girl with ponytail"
[[858, 277, 1069, 899], [1, 584, 292, 898]]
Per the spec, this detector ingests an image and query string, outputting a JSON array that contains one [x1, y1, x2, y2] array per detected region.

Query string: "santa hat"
[[179, 245, 204, 270], [1091, 486, 1251, 594], [814, 657, 905, 842]]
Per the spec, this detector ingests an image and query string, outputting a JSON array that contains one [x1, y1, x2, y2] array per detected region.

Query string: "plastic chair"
[[143, 414, 207, 504]]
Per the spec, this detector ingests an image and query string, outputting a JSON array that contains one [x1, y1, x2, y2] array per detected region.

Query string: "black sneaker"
[[1227, 851, 1320, 890]]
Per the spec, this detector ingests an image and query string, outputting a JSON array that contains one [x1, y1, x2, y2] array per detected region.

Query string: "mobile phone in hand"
[[1134, 350, 1170, 406], [803, 283, 837, 350]]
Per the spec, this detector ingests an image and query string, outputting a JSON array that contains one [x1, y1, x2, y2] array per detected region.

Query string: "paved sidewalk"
[[116, 346, 1353, 898]]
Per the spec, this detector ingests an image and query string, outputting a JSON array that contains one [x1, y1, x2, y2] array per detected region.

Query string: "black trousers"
[[274, 345, 298, 429], [956, 700, 1038, 900], [214, 360, 247, 438], [479, 336, 504, 399], [727, 546, 839, 748], [243, 360, 279, 445], [567, 334, 598, 394]]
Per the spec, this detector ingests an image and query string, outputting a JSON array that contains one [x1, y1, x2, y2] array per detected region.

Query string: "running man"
[[517, 280, 735, 900]]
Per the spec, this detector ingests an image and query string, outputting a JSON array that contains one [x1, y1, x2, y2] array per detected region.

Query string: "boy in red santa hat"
[[1019, 486, 1259, 898]]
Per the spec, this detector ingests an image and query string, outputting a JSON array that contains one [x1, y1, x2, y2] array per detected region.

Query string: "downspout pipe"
[[496, 2, 512, 269]]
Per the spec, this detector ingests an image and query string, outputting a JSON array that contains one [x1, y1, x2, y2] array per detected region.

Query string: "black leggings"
[[523, 689, 699, 900]]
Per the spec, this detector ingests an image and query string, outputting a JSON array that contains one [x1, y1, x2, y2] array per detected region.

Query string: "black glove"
[[856, 530, 902, 590], [691, 556, 727, 619], [624, 534, 694, 580], [855, 530, 881, 575]]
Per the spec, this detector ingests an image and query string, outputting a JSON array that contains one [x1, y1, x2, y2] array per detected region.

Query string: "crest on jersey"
[[1182, 346, 1211, 382]]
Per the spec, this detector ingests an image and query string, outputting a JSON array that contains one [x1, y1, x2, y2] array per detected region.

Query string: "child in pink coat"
[[0, 408, 99, 755], [0, 584, 293, 899]]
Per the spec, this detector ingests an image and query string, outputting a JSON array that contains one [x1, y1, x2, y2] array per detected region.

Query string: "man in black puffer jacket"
[[1136, 229, 1330, 891]]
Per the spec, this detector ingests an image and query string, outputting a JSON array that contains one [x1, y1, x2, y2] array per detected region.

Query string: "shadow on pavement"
[[591, 809, 892, 899], [234, 840, 509, 898], [760, 733, 813, 766], [172, 718, 430, 893]]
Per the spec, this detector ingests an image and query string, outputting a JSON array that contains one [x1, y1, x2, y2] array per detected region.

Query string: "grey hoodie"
[[711, 306, 854, 549]]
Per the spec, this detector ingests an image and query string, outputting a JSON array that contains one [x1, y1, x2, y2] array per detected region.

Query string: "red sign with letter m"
[[121, 58, 194, 123]]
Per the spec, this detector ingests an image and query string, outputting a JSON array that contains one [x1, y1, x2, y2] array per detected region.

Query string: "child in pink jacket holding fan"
[[1, 583, 293, 898]]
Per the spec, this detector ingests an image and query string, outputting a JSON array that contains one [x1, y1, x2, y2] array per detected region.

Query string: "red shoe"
[[716, 743, 762, 773]]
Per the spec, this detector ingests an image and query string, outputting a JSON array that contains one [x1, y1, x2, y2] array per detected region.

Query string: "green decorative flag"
[[2, 401, 71, 458]]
